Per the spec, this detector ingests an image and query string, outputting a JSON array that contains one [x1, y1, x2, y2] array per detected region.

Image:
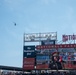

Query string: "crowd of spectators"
[[0, 71, 22, 75], [1, 71, 76, 75]]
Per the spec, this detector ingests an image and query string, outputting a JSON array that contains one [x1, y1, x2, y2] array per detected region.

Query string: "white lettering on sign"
[[24, 32, 57, 41], [24, 50, 34, 52], [27, 53, 31, 55], [62, 34, 76, 42]]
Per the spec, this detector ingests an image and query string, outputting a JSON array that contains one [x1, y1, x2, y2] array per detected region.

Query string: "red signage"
[[36, 64, 49, 69], [62, 34, 76, 42], [23, 58, 35, 65], [23, 64, 34, 70], [36, 44, 76, 49], [23, 58, 35, 70]]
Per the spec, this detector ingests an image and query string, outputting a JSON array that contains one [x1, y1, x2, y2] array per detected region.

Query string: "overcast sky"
[[0, 0, 76, 67]]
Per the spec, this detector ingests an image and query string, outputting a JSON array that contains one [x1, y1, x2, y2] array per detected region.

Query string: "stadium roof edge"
[[0, 65, 23, 71]]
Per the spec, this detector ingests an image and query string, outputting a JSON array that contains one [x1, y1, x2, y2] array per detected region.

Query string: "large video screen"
[[35, 49, 76, 69], [23, 45, 76, 70]]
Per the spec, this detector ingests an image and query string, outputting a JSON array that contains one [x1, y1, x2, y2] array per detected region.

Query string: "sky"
[[0, 0, 76, 67]]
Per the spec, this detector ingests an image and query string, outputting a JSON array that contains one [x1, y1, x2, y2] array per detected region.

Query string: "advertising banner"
[[23, 58, 35, 65], [36, 44, 76, 50], [36, 64, 49, 69], [24, 32, 57, 42], [23, 58, 35, 70], [23, 64, 34, 70], [23, 45, 35, 58], [62, 34, 76, 42]]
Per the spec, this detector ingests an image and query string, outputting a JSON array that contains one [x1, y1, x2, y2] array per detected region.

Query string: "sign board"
[[36, 44, 76, 50], [23, 58, 35, 65], [23, 58, 35, 70], [36, 64, 49, 69], [23, 64, 35, 70], [62, 34, 76, 42], [24, 32, 57, 42], [23, 46, 35, 58], [23, 46, 35, 70]]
